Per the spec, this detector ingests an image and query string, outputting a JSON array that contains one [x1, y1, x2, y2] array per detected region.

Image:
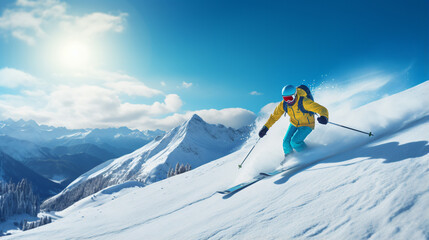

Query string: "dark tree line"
[[41, 174, 111, 211], [20, 216, 52, 231], [0, 179, 39, 222], [167, 163, 191, 178]]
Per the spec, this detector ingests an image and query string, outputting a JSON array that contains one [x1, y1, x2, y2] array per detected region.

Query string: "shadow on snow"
[[274, 140, 429, 185]]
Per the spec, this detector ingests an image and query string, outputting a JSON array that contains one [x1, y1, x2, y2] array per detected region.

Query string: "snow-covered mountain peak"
[[181, 114, 207, 132], [41, 114, 250, 211], [189, 113, 204, 123], [101, 113, 248, 182], [180, 114, 242, 140]]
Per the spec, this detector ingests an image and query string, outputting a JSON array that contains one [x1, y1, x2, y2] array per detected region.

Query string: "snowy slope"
[[6, 81, 429, 239]]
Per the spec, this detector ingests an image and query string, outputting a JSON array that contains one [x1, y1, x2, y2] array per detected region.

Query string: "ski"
[[259, 164, 300, 176], [217, 175, 266, 195], [217, 164, 303, 195]]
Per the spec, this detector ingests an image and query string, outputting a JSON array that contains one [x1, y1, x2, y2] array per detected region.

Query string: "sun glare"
[[58, 40, 91, 69]]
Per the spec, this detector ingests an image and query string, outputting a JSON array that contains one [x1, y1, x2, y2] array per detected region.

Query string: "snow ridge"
[[77, 113, 248, 184]]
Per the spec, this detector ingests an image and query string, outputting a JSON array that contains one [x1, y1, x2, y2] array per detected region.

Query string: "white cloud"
[[0, 68, 255, 131], [0, 72, 184, 130], [0, 67, 39, 88], [60, 12, 128, 37], [51, 70, 164, 97], [105, 81, 163, 98], [118, 94, 182, 117], [16, 0, 38, 7], [162, 94, 183, 113], [12, 30, 36, 45], [71, 69, 137, 83], [45, 86, 181, 122], [16, 0, 59, 8], [0, 0, 127, 45], [194, 108, 256, 129], [250, 91, 262, 96], [182, 81, 193, 88], [161, 81, 166, 86], [0, 79, 254, 131], [0, 8, 44, 44], [0, 9, 43, 30]]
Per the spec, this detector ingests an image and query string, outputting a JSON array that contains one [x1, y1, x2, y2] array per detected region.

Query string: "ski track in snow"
[[79, 192, 219, 239]]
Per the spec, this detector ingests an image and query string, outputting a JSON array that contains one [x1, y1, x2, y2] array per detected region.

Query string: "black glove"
[[317, 116, 328, 125], [259, 126, 269, 138]]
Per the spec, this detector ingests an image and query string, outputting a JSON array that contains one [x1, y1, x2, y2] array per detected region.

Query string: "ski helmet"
[[282, 85, 297, 104], [282, 85, 296, 96]]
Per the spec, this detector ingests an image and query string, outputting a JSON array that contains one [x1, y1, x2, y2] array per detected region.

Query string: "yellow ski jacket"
[[264, 88, 329, 130]]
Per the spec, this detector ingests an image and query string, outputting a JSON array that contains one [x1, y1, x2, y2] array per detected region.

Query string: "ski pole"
[[329, 121, 374, 137], [238, 138, 260, 169]]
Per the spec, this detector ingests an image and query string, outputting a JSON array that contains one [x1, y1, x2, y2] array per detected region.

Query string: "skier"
[[258, 85, 329, 160]]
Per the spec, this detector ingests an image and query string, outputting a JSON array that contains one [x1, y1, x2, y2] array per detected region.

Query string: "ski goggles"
[[282, 94, 296, 103]]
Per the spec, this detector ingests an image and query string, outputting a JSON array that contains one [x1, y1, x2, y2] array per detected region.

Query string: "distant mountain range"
[[0, 119, 165, 197], [0, 119, 165, 157], [42, 114, 251, 211]]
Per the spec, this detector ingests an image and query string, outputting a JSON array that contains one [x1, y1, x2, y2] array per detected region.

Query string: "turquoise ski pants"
[[283, 124, 312, 155]]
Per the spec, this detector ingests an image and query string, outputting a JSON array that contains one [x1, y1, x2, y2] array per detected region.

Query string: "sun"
[[57, 40, 92, 69]]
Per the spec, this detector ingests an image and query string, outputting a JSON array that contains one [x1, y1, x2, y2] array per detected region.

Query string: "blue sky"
[[0, 0, 427, 130]]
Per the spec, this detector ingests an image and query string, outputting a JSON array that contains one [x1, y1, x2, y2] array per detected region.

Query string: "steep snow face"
[[66, 114, 249, 188], [7, 81, 429, 239]]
